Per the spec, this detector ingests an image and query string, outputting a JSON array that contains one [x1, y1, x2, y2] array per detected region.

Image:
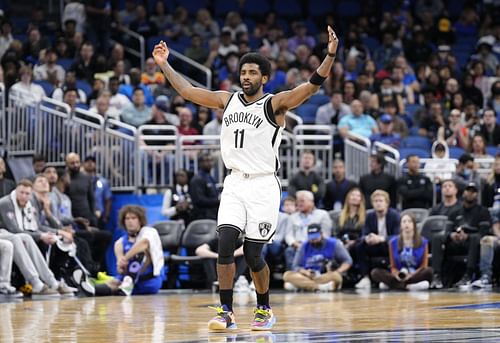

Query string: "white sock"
[[31, 279, 45, 293]]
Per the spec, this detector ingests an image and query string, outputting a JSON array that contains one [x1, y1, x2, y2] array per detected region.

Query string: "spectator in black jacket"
[[397, 155, 433, 209], [288, 150, 325, 206], [355, 190, 400, 289], [0, 157, 15, 198], [189, 153, 220, 220], [482, 155, 500, 208], [65, 152, 97, 227], [431, 182, 492, 289], [479, 109, 500, 147], [359, 153, 397, 209], [430, 179, 461, 216], [323, 159, 357, 211]]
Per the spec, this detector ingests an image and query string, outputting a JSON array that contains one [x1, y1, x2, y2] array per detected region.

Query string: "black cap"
[[307, 223, 322, 240], [465, 182, 478, 192]]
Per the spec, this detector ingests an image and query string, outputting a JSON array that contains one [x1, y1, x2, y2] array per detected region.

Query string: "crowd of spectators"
[[1, 1, 500, 294]]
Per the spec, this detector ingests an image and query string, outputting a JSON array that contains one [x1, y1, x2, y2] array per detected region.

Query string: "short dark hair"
[[119, 205, 147, 228], [133, 87, 144, 95], [33, 154, 46, 164], [371, 152, 386, 167], [407, 154, 419, 161], [238, 53, 271, 77], [458, 153, 474, 164]]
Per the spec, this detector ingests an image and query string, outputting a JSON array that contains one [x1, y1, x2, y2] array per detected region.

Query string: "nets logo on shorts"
[[258, 222, 272, 237]]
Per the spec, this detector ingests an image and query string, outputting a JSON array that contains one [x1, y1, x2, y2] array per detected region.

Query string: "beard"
[[242, 80, 261, 96]]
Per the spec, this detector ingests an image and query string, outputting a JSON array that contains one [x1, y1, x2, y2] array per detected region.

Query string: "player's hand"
[[152, 40, 169, 65], [327, 25, 339, 56]]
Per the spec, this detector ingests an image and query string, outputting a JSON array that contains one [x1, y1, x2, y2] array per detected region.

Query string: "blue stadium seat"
[[401, 136, 432, 150], [361, 36, 380, 52], [242, 0, 271, 17], [337, 0, 361, 18], [448, 0, 467, 19], [399, 147, 431, 160], [308, 0, 335, 17], [274, 0, 302, 18], [448, 146, 465, 159], [405, 104, 422, 120], [294, 103, 319, 124], [76, 80, 92, 97], [214, 0, 240, 17], [307, 94, 330, 106], [174, 0, 207, 16], [58, 58, 74, 71], [304, 19, 319, 36], [32, 80, 53, 97], [486, 146, 499, 157]]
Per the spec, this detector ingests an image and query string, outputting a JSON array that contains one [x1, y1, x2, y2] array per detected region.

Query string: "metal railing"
[[113, 26, 146, 72], [168, 49, 212, 90], [37, 97, 71, 164], [0, 83, 5, 146], [6, 92, 39, 156], [344, 132, 371, 182], [373, 141, 401, 178]]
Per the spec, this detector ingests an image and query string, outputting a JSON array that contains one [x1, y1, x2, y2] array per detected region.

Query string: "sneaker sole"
[[208, 320, 237, 331], [251, 315, 276, 331]]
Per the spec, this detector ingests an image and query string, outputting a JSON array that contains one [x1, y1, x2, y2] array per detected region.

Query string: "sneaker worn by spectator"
[[455, 274, 472, 290], [471, 274, 492, 289], [379, 282, 389, 290], [233, 275, 250, 293], [118, 276, 134, 296], [57, 279, 77, 295], [284, 282, 298, 291], [317, 281, 334, 292], [406, 281, 430, 291], [0, 283, 23, 297], [355, 276, 371, 289], [431, 274, 444, 289], [32, 284, 60, 296]]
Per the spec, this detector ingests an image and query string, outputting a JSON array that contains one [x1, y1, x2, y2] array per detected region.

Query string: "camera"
[[398, 268, 408, 280]]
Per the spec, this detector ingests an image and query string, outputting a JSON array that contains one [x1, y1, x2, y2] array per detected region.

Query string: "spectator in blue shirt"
[[338, 99, 378, 139], [82, 156, 112, 229], [118, 68, 155, 106], [370, 114, 401, 148]]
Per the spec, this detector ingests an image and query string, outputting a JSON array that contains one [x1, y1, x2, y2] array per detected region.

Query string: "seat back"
[[401, 208, 430, 224], [180, 219, 217, 250], [153, 220, 184, 252], [420, 215, 448, 240]]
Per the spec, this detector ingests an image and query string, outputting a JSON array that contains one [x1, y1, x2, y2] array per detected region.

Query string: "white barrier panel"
[[373, 141, 401, 178], [344, 132, 370, 182], [6, 92, 41, 156], [103, 119, 138, 192], [137, 125, 178, 189], [292, 125, 333, 183], [71, 107, 105, 171], [36, 97, 71, 164]]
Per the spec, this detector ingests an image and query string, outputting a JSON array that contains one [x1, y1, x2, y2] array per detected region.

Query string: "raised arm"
[[152, 41, 231, 109], [271, 26, 339, 114]]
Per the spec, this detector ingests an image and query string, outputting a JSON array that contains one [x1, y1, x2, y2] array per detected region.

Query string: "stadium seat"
[[58, 58, 74, 71], [308, 0, 335, 17], [274, 0, 302, 18], [420, 215, 448, 240], [307, 94, 330, 106], [294, 103, 319, 124], [401, 208, 429, 225], [401, 136, 432, 150], [170, 219, 217, 264], [399, 147, 431, 160], [33, 80, 54, 97], [175, 0, 208, 16], [337, 0, 361, 18], [448, 146, 465, 159], [214, 0, 240, 17], [486, 146, 499, 156], [405, 104, 422, 120], [242, 0, 271, 17], [153, 220, 184, 288], [76, 80, 92, 97]]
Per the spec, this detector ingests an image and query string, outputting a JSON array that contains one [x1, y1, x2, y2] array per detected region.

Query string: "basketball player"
[[152, 25, 339, 331]]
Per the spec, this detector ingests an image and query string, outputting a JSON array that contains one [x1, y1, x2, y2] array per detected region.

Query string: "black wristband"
[[328, 52, 336, 58], [309, 71, 326, 86]]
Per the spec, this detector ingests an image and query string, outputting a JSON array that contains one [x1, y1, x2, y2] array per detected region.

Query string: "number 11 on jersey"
[[233, 129, 245, 149]]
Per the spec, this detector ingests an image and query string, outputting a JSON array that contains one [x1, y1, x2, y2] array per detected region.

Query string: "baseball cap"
[[465, 182, 478, 192], [307, 223, 322, 240], [154, 95, 170, 112], [380, 114, 393, 124]]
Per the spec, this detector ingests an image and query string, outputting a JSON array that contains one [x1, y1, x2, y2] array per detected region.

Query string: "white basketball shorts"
[[217, 171, 281, 243]]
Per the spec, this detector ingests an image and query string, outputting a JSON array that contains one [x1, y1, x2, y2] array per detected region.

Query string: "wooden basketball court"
[[2, 290, 500, 342]]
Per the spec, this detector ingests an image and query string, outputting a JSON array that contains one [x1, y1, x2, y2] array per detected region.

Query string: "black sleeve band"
[[309, 71, 327, 86]]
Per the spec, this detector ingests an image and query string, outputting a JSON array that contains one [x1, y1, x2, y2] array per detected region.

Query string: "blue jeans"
[[479, 236, 500, 278]]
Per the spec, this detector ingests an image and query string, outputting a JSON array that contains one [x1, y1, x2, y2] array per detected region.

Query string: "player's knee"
[[217, 225, 240, 265], [243, 241, 266, 272]]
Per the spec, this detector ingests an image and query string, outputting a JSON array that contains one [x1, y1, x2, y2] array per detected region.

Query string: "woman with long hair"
[[336, 188, 366, 250], [371, 214, 432, 290]]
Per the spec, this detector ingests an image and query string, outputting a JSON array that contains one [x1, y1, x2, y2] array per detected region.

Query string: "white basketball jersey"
[[220, 92, 284, 174]]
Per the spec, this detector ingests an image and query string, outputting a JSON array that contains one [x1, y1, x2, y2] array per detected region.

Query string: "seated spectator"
[[335, 188, 366, 253], [282, 196, 296, 215], [287, 22, 316, 52], [469, 134, 494, 169], [33, 49, 65, 86], [0, 179, 74, 295], [76, 205, 165, 296], [22, 27, 50, 64], [129, 5, 158, 40], [149, 1, 172, 33], [419, 101, 445, 140], [488, 81, 500, 115], [118, 68, 154, 106], [391, 65, 416, 105], [283, 223, 352, 291], [65, 153, 98, 227], [323, 159, 357, 211], [359, 153, 397, 209], [423, 141, 455, 184], [338, 100, 378, 139], [31, 154, 46, 176], [373, 32, 401, 68], [482, 155, 500, 208], [90, 92, 120, 121], [262, 211, 289, 272], [0, 157, 15, 198], [121, 88, 151, 127], [471, 36, 498, 76], [222, 11, 247, 42], [141, 57, 165, 93], [438, 109, 469, 149], [371, 77, 405, 114], [315, 90, 351, 129], [0, 238, 22, 296], [185, 34, 209, 65], [370, 114, 401, 148], [397, 155, 433, 209], [203, 108, 223, 136], [371, 213, 432, 290], [355, 190, 400, 289], [473, 209, 500, 289], [196, 236, 247, 290], [284, 190, 332, 271], [9, 65, 45, 104], [218, 29, 238, 58], [479, 109, 500, 146], [192, 8, 220, 41], [177, 107, 200, 147], [380, 101, 409, 137], [161, 169, 193, 225], [288, 150, 325, 206], [0, 20, 13, 61], [430, 179, 461, 216], [431, 182, 491, 289], [69, 42, 98, 84], [52, 71, 87, 104], [454, 153, 481, 194], [82, 156, 112, 229], [189, 154, 219, 220]]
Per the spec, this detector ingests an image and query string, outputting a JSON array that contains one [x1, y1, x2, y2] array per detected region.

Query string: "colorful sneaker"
[[208, 305, 237, 331], [118, 276, 134, 296], [251, 305, 276, 331], [96, 272, 114, 285]]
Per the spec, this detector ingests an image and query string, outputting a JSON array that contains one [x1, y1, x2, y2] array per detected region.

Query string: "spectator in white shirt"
[[33, 49, 66, 86], [9, 65, 45, 105]]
